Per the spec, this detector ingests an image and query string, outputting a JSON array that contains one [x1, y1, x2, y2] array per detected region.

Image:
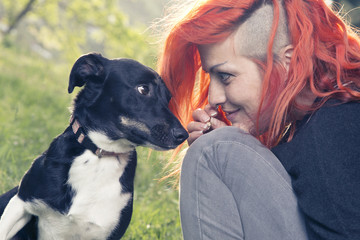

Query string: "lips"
[[223, 108, 240, 121]]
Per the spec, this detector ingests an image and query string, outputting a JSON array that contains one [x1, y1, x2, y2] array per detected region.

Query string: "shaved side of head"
[[233, 2, 290, 59]]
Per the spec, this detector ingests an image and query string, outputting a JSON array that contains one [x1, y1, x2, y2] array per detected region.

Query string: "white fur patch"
[[25, 200, 108, 240], [23, 150, 132, 240], [88, 131, 137, 153], [0, 195, 31, 240]]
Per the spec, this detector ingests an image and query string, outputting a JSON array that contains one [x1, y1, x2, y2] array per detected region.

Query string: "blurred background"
[[0, 0, 359, 239]]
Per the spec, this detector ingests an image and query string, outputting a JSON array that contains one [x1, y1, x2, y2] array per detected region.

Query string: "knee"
[[182, 126, 283, 179], [186, 127, 292, 188], [181, 127, 264, 176], [188, 126, 264, 155]]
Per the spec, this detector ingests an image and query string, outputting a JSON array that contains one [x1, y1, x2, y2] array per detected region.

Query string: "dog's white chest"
[[29, 151, 131, 240], [68, 151, 131, 230]]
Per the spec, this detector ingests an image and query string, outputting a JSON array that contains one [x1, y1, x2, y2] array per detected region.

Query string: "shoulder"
[[274, 100, 360, 154], [283, 100, 360, 149], [297, 100, 360, 151], [300, 99, 360, 172], [297, 100, 358, 141], [308, 100, 360, 131], [272, 100, 360, 181]]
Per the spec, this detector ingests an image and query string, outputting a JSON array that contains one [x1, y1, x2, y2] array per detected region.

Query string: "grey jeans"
[[180, 127, 307, 240]]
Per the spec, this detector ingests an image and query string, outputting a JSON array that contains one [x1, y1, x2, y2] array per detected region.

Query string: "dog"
[[0, 53, 188, 240]]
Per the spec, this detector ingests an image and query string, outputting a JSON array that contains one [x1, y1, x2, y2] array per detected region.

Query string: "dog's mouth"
[[115, 116, 188, 149], [124, 124, 188, 150], [150, 124, 188, 148]]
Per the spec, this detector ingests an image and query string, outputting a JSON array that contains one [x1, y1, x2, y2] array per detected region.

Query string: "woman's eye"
[[137, 85, 150, 95], [217, 72, 232, 83]]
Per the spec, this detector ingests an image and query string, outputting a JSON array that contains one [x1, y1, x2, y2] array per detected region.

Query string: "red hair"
[[158, 0, 360, 153]]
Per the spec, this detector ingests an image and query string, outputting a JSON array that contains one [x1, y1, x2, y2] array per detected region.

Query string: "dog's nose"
[[172, 128, 189, 145]]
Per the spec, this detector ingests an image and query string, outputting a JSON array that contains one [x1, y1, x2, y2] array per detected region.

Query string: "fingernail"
[[202, 122, 211, 133], [203, 121, 211, 129], [210, 117, 218, 127], [210, 111, 218, 117]]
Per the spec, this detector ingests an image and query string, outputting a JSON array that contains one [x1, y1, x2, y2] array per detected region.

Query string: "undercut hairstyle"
[[157, 0, 360, 156], [233, 2, 290, 59]]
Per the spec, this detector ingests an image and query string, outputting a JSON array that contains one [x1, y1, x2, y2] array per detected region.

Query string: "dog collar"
[[70, 116, 125, 158]]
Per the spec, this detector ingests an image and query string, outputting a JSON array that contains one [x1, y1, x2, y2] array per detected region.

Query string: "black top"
[[272, 100, 360, 240]]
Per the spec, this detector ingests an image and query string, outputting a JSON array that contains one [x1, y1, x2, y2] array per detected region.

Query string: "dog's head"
[[68, 53, 188, 152]]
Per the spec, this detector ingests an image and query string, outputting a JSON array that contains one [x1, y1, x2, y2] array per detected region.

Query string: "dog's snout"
[[172, 128, 189, 144]]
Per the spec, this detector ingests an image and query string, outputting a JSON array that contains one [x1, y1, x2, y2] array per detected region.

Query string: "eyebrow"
[[209, 61, 228, 73]]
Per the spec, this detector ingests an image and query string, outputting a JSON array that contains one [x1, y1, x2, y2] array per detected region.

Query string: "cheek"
[[226, 81, 262, 107], [226, 87, 244, 104]]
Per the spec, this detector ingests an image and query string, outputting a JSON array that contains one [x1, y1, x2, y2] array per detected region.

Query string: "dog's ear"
[[68, 53, 106, 94]]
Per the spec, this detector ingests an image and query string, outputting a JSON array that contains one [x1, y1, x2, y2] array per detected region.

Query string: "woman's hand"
[[187, 104, 228, 145]]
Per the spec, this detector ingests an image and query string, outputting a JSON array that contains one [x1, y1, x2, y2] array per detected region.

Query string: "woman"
[[158, 0, 360, 239]]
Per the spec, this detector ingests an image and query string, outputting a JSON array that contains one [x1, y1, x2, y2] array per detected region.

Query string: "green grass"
[[0, 45, 182, 239]]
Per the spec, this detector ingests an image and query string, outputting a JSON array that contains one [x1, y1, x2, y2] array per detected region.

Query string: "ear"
[[68, 53, 106, 94], [278, 44, 293, 73]]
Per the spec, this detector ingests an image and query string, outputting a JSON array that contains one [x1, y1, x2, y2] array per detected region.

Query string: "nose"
[[172, 128, 189, 145], [208, 79, 226, 108]]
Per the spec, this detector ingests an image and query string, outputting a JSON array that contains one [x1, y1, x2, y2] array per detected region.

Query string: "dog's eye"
[[137, 85, 150, 95]]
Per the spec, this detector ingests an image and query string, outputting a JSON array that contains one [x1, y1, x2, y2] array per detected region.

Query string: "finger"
[[187, 131, 203, 145], [204, 104, 218, 118], [209, 117, 228, 130], [187, 121, 211, 134], [192, 108, 211, 123]]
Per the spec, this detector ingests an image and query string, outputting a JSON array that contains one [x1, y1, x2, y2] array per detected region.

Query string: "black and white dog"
[[0, 53, 188, 240]]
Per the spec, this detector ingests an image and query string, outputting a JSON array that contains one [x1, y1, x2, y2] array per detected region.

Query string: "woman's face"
[[198, 35, 263, 133]]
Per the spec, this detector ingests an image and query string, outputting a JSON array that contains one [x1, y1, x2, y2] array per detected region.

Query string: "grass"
[[0, 45, 182, 239]]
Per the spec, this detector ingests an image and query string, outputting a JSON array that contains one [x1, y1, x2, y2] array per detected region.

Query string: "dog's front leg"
[[0, 195, 31, 240]]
